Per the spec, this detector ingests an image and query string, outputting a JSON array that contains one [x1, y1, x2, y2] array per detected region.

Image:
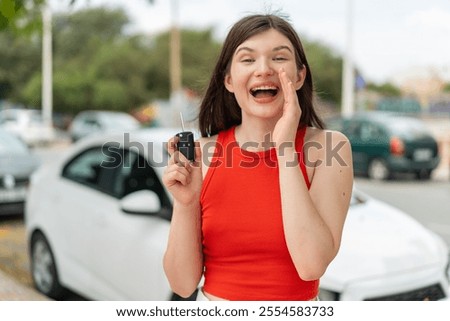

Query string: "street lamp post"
[[169, 0, 183, 127], [341, 0, 354, 117], [170, 0, 181, 95], [42, 4, 53, 127]]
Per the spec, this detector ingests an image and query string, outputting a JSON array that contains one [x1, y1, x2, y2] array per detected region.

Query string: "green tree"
[[0, 0, 45, 33], [21, 7, 153, 114], [2, 4, 344, 115], [303, 40, 343, 104], [366, 82, 401, 97], [0, 1, 152, 33], [0, 29, 41, 102], [145, 28, 221, 99]]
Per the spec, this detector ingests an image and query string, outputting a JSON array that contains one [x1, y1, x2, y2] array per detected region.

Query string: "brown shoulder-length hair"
[[198, 14, 325, 137]]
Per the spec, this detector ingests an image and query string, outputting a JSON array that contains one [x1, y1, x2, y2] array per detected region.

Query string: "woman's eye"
[[274, 57, 287, 61], [241, 58, 254, 63]]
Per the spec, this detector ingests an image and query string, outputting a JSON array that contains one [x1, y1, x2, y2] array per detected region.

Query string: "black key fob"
[[176, 131, 195, 162]]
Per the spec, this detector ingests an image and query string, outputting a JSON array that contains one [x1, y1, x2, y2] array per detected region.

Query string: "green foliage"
[[1, 4, 347, 116], [366, 82, 401, 97], [303, 40, 343, 104], [146, 28, 221, 99], [20, 7, 152, 114], [0, 29, 41, 101], [443, 83, 450, 93], [0, 0, 45, 34]]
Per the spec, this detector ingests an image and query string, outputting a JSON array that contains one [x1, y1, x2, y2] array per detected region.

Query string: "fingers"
[[168, 149, 191, 167], [278, 68, 296, 105], [194, 141, 202, 165], [163, 163, 192, 187], [278, 68, 301, 119], [167, 136, 180, 156], [167, 137, 202, 168]]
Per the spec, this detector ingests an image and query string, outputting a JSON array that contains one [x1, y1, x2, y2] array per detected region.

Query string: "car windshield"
[[0, 131, 28, 153]]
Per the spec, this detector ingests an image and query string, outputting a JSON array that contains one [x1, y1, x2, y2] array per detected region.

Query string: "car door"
[[58, 145, 121, 295], [87, 148, 173, 300], [358, 121, 390, 170], [345, 119, 389, 174]]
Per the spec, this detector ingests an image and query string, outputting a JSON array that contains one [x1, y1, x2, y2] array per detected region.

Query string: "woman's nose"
[[254, 59, 275, 77]]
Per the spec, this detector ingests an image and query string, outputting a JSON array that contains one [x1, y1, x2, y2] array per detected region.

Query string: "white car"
[[69, 110, 141, 142], [0, 109, 55, 147], [25, 128, 450, 300]]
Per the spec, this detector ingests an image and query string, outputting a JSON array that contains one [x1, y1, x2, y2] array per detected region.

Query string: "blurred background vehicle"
[[68, 110, 141, 142], [327, 112, 441, 180], [0, 109, 56, 147], [25, 128, 449, 301], [0, 129, 40, 216]]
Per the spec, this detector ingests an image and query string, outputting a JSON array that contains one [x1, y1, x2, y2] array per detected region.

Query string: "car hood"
[[0, 153, 40, 177], [322, 195, 447, 289]]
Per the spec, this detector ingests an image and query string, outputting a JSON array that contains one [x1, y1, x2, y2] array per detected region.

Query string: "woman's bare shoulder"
[[305, 127, 349, 144]]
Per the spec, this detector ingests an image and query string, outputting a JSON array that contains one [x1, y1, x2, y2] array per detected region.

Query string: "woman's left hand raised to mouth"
[[272, 67, 302, 152]]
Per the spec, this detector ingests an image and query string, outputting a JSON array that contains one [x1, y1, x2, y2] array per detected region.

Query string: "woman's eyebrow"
[[235, 46, 254, 55], [273, 45, 293, 53], [235, 45, 293, 55]]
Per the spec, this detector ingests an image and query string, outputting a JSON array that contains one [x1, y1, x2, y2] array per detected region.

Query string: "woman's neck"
[[234, 119, 277, 151]]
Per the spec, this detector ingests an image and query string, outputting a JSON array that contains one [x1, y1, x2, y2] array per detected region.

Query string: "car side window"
[[360, 123, 382, 141], [62, 145, 171, 208], [115, 150, 171, 208], [62, 145, 122, 195]]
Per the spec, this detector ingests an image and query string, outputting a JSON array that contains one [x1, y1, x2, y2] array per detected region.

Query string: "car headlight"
[[318, 289, 340, 301]]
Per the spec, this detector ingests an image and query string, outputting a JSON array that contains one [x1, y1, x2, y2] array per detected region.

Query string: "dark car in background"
[[327, 112, 440, 180], [0, 129, 40, 215]]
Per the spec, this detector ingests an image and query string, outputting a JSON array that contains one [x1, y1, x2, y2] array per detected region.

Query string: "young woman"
[[162, 14, 353, 301]]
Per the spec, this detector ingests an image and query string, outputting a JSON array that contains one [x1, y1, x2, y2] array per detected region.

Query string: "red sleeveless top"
[[200, 126, 319, 301]]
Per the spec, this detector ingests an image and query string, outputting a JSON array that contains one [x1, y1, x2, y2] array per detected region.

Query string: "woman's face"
[[224, 28, 305, 122]]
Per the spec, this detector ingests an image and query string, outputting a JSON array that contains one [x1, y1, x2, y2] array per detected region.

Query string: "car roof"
[[69, 127, 199, 164]]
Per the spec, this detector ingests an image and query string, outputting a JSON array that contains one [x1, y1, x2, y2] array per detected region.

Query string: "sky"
[[50, 0, 450, 85]]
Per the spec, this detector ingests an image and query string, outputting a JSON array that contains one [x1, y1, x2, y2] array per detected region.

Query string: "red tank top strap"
[[296, 126, 311, 189], [200, 127, 233, 202]]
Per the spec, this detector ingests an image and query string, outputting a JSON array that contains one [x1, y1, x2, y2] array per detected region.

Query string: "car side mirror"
[[120, 190, 162, 215]]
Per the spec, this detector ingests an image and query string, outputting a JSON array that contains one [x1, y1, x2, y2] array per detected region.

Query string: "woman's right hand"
[[162, 136, 203, 206]]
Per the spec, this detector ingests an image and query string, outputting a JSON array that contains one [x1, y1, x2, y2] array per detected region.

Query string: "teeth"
[[251, 86, 277, 92]]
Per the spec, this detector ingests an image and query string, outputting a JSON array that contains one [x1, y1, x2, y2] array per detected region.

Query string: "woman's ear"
[[224, 74, 234, 93], [294, 67, 307, 90]]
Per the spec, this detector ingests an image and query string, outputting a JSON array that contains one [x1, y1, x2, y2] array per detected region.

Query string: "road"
[[355, 176, 450, 248]]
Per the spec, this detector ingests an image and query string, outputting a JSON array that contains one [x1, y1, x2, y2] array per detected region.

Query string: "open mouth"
[[250, 86, 279, 98]]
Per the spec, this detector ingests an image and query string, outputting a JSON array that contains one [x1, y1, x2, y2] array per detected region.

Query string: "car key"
[[176, 112, 195, 162]]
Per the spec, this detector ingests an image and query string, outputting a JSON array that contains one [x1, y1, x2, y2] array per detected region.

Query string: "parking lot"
[[1, 120, 449, 300]]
